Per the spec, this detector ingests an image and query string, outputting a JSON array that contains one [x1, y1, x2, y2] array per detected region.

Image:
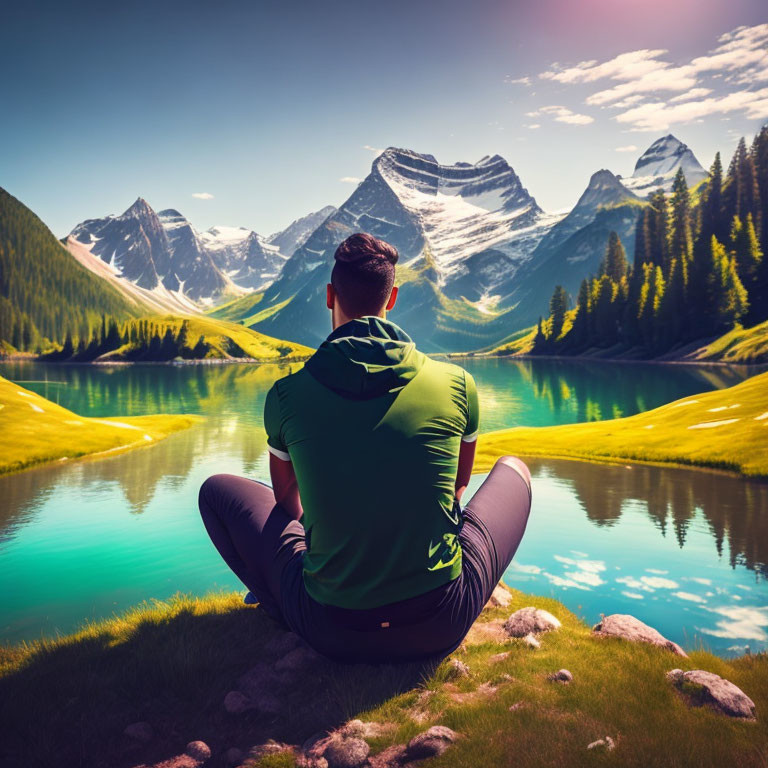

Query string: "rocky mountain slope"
[[235, 148, 563, 350], [267, 204, 337, 258], [621, 135, 708, 196]]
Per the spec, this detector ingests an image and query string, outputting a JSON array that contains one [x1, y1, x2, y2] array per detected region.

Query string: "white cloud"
[[339, 177, 361, 184], [536, 23, 768, 130], [527, 105, 593, 125], [669, 87, 713, 103], [622, 591, 645, 600], [646, 568, 669, 575], [554, 555, 606, 573], [363, 144, 384, 156], [509, 562, 542, 574], [525, 123, 541, 130], [615, 87, 768, 131], [687, 577, 713, 586], [544, 573, 589, 590], [565, 570, 604, 587], [641, 576, 679, 590], [673, 591, 706, 604], [506, 75, 532, 86], [700, 605, 768, 642], [192, 192, 214, 200]]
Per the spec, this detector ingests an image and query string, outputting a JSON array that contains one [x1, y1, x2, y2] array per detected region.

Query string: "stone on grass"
[[185, 741, 212, 761], [406, 726, 460, 760], [490, 651, 510, 664], [509, 701, 525, 712], [323, 736, 370, 768], [249, 740, 293, 759], [587, 736, 615, 751], [223, 690, 255, 714], [523, 633, 541, 649], [592, 614, 687, 656], [485, 583, 513, 609], [367, 744, 408, 768], [667, 669, 756, 720], [225, 747, 243, 765], [548, 669, 573, 684], [338, 720, 395, 739], [504, 607, 561, 637], [444, 658, 471, 680], [124, 721, 153, 742]]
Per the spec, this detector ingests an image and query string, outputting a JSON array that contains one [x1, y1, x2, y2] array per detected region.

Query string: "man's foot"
[[243, 592, 258, 605]]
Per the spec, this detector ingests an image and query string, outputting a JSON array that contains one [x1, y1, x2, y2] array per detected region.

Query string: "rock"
[[587, 736, 615, 751], [504, 607, 561, 637], [592, 614, 687, 656], [406, 726, 460, 760], [667, 669, 756, 719], [367, 744, 408, 768], [523, 633, 541, 649], [124, 721, 153, 742], [185, 741, 212, 761], [489, 652, 510, 664], [485, 583, 513, 609], [444, 658, 471, 680], [234, 663, 283, 715], [509, 701, 525, 711], [338, 720, 395, 740], [223, 690, 255, 714], [548, 669, 573, 684], [225, 747, 243, 765], [275, 645, 323, 673], [323, 736, 370, 768]]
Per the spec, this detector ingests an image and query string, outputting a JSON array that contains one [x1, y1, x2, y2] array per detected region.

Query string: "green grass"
[[103, 314, 313, 362], [0, 587, 765, 768], [477, 369, 768, 477], [691, 320, 768, 364], [0, 375, 202, 475]]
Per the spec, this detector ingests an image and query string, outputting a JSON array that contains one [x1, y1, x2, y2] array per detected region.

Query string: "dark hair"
[[331, 233, 399, 318]]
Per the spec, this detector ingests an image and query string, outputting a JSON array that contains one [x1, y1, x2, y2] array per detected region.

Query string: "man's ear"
[[385, 285, 398, 311], [326, 283, 334, 310]]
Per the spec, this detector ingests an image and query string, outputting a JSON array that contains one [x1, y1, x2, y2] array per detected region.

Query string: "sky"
[[1, 0, 767, 238]]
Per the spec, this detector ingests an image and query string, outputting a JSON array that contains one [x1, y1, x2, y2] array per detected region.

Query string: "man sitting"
[[199, 232, 532, 663]]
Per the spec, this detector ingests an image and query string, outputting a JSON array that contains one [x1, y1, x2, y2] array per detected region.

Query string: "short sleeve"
[[264, 384, 290, 461], [462, 371, 480, 442]]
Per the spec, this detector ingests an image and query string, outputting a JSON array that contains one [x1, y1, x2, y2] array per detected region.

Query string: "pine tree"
[[711, 236, 749, 330], [751, 126, 768, 252], [646, 191, 670, 269], [175, 319, 191, 357], [602, 232, 629, 282], [669, 168, 692, 279], [548, 285, 568, 341]]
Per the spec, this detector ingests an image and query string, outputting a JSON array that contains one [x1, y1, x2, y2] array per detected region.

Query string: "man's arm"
[[455, 437, 476, 502], [269, 452, 303, 521]]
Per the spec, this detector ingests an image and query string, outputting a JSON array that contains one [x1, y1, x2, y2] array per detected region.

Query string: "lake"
[[0, 358, 766, 656]]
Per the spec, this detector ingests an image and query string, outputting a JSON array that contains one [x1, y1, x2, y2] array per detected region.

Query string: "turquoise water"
[[0, 359, 765, 655]]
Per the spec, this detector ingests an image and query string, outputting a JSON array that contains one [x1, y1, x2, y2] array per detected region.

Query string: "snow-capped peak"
[[623, 135, 708, 195]]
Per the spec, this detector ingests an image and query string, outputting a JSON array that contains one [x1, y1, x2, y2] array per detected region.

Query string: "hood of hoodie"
[[304, 317, 424, 399]]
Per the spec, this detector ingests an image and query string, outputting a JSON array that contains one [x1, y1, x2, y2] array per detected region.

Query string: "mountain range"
[[68, 201, 337, 305], [4, 133, 711, 353]]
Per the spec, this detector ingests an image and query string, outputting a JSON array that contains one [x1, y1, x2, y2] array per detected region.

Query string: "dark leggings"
[[198, 456, 532, 663]]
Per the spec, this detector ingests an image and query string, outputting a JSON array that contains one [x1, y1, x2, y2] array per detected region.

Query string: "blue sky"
[[1, 0, 766, 237]]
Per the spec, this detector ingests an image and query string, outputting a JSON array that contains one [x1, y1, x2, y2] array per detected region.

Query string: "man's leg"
[[198, 474, 306, 618], [459, 456, 532, 615]]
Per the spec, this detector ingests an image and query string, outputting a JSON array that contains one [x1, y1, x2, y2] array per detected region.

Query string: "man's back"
[[264, 316, 479, 609]]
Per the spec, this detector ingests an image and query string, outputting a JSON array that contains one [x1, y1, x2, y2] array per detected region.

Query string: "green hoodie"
[[264, 317, 479, 610]]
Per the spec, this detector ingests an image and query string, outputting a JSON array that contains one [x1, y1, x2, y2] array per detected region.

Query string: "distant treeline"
[[534, 127, 768, 356], [43, 318, 212, 362]]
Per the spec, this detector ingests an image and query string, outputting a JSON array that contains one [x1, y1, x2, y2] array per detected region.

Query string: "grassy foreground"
[[476, 369, 768, 478], [0, 588, 765, 768], [0, 375, 202, 475]]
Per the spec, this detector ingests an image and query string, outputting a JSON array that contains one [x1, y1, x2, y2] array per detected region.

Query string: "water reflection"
[[0, 359, 765, 651]]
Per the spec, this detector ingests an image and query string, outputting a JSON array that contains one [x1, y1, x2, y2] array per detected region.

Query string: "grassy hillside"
[[0, 375, 202, 475], [0, 187, 140, 350], [0, 587, 765, 768], [477, 369, 768, 477], [690, 320, 768, 364]]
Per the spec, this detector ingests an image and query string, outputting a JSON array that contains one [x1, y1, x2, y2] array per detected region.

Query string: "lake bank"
[[1, 587, 764, 768], [0, 375, 202, 476], [476, 369, 768, 479]]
